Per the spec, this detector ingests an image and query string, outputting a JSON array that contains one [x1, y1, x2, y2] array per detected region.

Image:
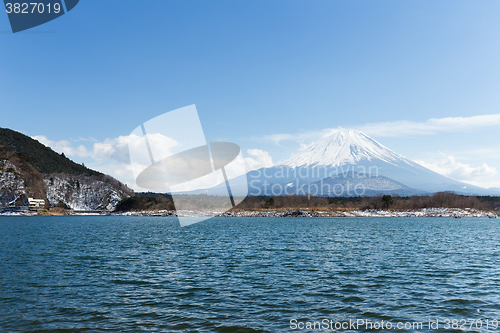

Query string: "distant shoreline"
[[1, 207, 498, 218], [113, 207, 499, 218]]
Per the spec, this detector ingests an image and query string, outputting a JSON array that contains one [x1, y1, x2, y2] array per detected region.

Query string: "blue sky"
[[1, 0, 500, 189]]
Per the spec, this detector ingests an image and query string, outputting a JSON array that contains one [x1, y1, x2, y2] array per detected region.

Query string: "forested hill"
[[0, 127, 101, 176], [0, 128, 133, 211]]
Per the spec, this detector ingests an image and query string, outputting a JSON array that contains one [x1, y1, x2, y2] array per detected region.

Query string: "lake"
[[1, 216, 500, 332]]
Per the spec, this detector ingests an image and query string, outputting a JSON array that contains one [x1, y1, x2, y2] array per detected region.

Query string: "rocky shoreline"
[[113, 207, 498, 218], [1, 207, 498, 218]]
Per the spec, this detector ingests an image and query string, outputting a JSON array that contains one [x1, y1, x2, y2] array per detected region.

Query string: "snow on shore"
[[109, 207, 497, 218], [1, 207, 497, 217]]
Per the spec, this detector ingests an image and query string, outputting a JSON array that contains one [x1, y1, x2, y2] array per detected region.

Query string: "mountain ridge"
[[0, 127, 100, 176], [0, 128, 132, 210]]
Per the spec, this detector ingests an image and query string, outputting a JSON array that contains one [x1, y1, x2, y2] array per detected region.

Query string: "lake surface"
[[1, 216, 500, 332]]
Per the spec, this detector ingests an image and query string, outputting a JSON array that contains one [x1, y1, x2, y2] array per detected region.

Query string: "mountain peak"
[[282, 128, 403, 167]]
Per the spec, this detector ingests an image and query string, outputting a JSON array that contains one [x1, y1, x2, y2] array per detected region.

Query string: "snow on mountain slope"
[[273, 128, 495, 194], [44, 174, 126, 211], [0, 159, 26, 205], [187, 128, 500, 196], [283, 128, 409, 167]]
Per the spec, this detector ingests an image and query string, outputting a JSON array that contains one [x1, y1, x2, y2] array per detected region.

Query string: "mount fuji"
[[282, 128, 405, 168], [196, 128, 499, 196]]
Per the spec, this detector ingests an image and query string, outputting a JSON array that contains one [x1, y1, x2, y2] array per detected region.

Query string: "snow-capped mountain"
[[195, 128, 499, 197], [283, 128, 404, 167]]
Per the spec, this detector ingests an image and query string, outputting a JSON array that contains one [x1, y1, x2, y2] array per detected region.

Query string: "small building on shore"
[[28, 198, 45, 210]]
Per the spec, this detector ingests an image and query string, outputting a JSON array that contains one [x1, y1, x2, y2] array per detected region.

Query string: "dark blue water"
[[1, 216, 500, 332]]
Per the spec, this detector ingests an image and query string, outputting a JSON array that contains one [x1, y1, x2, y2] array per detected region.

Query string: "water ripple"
[[1, 216, 500, 332]]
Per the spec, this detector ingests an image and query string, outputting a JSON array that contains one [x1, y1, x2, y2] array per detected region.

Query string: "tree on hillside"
[[265, 197, 275, 208], [382, 195, 394, 209]]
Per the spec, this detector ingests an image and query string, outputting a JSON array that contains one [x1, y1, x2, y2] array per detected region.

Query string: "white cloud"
[[354, 114, 500, 137], [89, 162, 144, 191], [75, 137, 98, 142], [33, 134, 140, 190], [257, 113, 500, 145], [458, 180, 500, 190], [32, 135, 90, 158], [244, 149, 273, 171], [142, 133, 179, 161], [260, 133, 300, 146], [90, 162, 134, 180], [34, 133, 180, 165], [92, 135, 132, 163], [33, 134, 262, 191], [415, 154, 497, 183]]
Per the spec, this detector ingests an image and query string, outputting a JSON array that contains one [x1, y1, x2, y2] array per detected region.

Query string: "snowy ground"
[[2, 207, 497, 217], [109, 207, 498, 218]]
